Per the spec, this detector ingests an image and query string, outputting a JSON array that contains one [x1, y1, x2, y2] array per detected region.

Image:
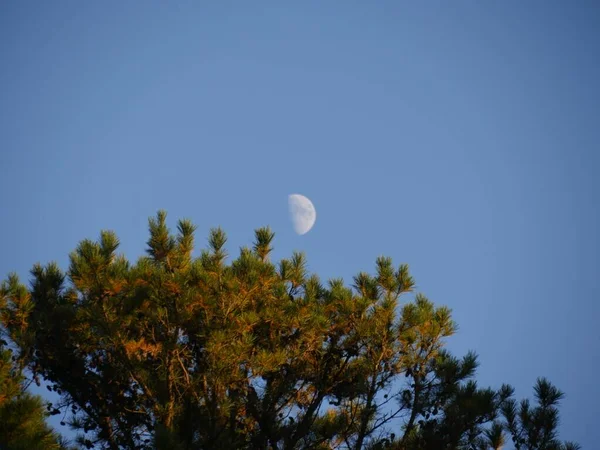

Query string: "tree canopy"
[[0, 211, 578, 449], [0, 340, 67, 449]]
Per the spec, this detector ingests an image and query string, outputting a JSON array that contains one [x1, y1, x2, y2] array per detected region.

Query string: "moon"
[[288, 194, 316, 235]]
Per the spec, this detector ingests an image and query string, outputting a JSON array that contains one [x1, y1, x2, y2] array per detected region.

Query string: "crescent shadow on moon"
[[288, 194, 316, 235]]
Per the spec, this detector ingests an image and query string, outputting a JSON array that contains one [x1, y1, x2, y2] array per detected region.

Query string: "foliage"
[[501, 378, 581, 450], [0, 211, 577, 449], [0, 340, 67, 449]]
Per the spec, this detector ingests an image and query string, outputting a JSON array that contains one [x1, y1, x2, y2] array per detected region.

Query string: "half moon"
[[288, 194, 316, 235]]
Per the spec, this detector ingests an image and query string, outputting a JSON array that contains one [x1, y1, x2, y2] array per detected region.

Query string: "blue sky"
[[1, 1, 598, 447]]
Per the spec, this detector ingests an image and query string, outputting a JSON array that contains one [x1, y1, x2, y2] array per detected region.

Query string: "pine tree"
[[0, 341, 66, 449], [501, 378, 581, 450], [0, 211, 578, 449]]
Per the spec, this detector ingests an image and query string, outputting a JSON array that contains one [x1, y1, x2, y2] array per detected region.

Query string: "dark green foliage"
[[0, 212, 578, 449], [0, 343, 66, 449], [501, 378, 580, 450]]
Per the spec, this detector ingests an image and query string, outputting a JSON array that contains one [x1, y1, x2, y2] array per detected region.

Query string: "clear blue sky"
[[1, 1, 598, 447]]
